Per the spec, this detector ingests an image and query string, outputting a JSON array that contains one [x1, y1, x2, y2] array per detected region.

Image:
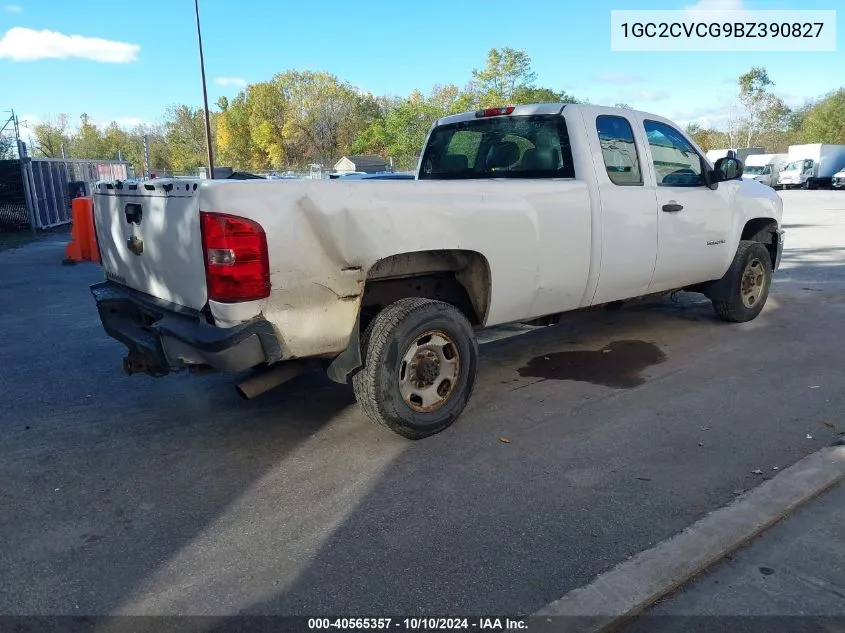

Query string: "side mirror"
[[703, 168, 719, 190], [715, 156, 744, 181]]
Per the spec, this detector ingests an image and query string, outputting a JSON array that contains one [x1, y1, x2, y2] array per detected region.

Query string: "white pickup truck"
[[90, 104, 784, 439]]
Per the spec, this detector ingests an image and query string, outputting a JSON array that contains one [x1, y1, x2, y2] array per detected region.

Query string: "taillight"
[[475, 106, 515, 118], [200, 211, 270, 303]]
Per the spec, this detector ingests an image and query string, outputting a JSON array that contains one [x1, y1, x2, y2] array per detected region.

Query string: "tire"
[[707, 240, 773, 323], [352, 298, 478, 440]]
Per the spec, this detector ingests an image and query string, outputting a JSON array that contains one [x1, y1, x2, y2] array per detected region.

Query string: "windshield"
[[419, 114, 575, 180], [744, 165, 765, 175], [783, 159, 813, 171]]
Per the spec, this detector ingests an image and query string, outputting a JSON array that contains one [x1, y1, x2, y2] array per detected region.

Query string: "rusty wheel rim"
[[398, 330, 460, 413], [740, 258, 766, 308]]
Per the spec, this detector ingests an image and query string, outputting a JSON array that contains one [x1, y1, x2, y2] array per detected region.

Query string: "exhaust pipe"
[[235, 361, 318, 400]]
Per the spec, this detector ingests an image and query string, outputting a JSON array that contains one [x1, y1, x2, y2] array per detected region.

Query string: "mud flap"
[[326, 314, 362, 384]]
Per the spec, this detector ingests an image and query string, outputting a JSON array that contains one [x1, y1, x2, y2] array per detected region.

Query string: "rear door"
[[93, 180, 208, 310], [642, 120, 733, 292], [588, 112, 659, 304]]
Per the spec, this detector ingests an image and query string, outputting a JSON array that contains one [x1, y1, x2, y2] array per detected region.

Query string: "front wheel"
[[707, 241, 773, 323], [352, 298, 478, 439]]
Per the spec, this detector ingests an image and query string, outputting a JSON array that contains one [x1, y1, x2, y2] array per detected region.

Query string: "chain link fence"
[[0, 157, 135, 232]]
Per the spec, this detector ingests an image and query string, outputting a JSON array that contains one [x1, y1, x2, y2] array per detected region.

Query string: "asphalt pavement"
[[0, 190, 843, 619]]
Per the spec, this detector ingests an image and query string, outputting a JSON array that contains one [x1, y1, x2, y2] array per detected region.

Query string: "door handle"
[[662, 203, 684, 213]]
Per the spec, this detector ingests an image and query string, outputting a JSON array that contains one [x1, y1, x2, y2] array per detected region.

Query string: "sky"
[[1, 0, 843, 138]]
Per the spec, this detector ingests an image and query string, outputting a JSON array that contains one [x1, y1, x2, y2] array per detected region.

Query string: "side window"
[[762, 166, 771, 175], [596, 115, 642, 186], [643, 120, 703, 187]]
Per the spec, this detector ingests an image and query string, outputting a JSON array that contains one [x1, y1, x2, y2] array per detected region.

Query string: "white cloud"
[[683, 0, 750, 21], [18, 112, 39, 137], [89, 116, 155, 130], [597, 72, 643, 85], [637, 90, 670, 102], [113, 117, 144, 127], [214, 76, 247, 87], [0, 27, 139, 62], [668, 101, 739, 128], [5, 4, 22, 13]]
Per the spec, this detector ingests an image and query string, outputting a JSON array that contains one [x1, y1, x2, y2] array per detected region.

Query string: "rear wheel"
[[707, 240, 773, 323], [352, 298, 478, 439]]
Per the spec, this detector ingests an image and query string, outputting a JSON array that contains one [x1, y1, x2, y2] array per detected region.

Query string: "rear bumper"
[[90, 281, 283, 376]]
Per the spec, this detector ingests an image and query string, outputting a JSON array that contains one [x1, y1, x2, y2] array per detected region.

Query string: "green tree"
[[799, 89, 845, 144], [31, 114, 70, 158], [0, 136, 13, 159], [737, 67, 787, 148], [515, 86, 579, 104], [164, 105, 213, 173], [245, 81, 288, 168], [471, 47, 537, 105], [685, 123, 729, 151], [217, 92, 266, 170], [273, 70, 373, 166], [71, 113, 106, 159]]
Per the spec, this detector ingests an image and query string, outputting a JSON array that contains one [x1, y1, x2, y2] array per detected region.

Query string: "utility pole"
[[194, 0, 215, 179], [143, 134, 151, 179]]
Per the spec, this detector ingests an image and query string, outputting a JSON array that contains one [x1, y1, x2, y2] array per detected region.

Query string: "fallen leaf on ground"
[[806, 434, 814, 440], [751, 469, 763, 475], [823, 421, 835, 429], [499, 437, 511, 444], [773, 466, 779, 471]]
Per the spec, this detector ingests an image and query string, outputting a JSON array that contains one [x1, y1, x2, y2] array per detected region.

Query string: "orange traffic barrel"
[[63, 196, 99, 265]]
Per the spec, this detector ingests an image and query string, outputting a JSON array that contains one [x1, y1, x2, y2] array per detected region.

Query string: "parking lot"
[[1, 190, 844, 617]]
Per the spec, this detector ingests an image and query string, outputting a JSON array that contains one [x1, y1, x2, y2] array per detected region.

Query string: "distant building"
[[333, 155, 389, 174]]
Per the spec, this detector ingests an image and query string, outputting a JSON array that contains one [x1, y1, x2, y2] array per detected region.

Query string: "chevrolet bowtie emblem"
[[127, 235, 144, 256]]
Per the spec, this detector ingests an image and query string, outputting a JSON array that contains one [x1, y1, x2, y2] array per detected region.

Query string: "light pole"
[[194, 0, 215, 179]]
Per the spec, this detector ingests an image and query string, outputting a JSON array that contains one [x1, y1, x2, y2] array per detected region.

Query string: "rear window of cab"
[[419, 115, 575, 180]]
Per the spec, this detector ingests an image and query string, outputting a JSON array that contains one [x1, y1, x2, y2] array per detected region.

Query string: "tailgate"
[[93, 179, 208, 310]]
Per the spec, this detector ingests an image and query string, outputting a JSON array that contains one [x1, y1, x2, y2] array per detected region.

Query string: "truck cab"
[[779, 144, 845, 189], [779, 158, 816, 189], [742, 154, 787, 189]]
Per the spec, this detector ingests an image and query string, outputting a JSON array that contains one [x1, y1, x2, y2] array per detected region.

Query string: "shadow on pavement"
[[1, 238, 843, 620]]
